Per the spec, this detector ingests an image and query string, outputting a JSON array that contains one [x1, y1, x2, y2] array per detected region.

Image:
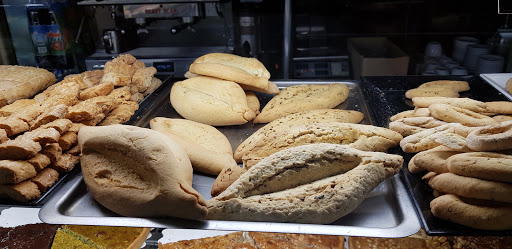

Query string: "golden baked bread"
[[417, 80, 470, 92], [78, 125, 207, 219], [0, 65, 56, 107], [51, 225, 150, 249], [253, 83, 350, 123], [170, 76, 256, 126], [149, 117, 237, 175]]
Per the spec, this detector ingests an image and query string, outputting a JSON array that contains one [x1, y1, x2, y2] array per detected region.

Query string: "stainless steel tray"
[[39, 80, 421, 237]]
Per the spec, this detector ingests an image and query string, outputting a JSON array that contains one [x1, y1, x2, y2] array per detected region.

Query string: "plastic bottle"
[[27, 7, 51, 68], [47, 9, 67, 69]]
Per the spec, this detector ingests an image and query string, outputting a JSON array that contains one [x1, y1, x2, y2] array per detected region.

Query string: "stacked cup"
[[462, 44, 490, 72], [452, 36, 479, 63], [474, 54, 504, 74]]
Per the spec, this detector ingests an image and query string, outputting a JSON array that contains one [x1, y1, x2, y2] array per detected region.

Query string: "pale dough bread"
[[399, 124, 468, 153], [412, 97, 486, 113], [493, 115, 512, 122], [388, 116, 447, 137], [211, 165, 245, 197], [405, 88, 459, 99], [485, 101, 512, 115], [149, 117, 237, 175], [412, 149, 461, 174], [242, 122, 402, 168], [431, 194, 512, 230], [429, 173, 512, 203], [78, 125, 208, 219], [170, 76, 256, 126], [234, 109, 364, 162], [189, 53, 271, 91], [253, 83, 350, 123], [244, 91, 260, 115], [507, 78, 512, 95], [466, 120, 512, 151], [447, 152, 512, 183], [207, 143, 402, 224], [389, 108, 431, 122], [0, 66, 57, 106], [417, 80, 470, 92], [429, 103, 497, 127]]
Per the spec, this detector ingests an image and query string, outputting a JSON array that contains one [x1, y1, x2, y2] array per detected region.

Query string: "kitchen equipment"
[[39, 80, 421, 238], [102, 28, 121, 54]]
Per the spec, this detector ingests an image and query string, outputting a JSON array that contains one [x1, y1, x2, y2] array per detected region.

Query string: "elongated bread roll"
[[447, 152, 512, 183], [466, 120, 512, 151], [412, 97, 486, 112], [170, 76, 256, 126], [431, 194, 512, 230], [429, 103, 497, 127], [189, 53, 271, 91], [207, 143, 403, 224], [242, 122, 402, 169], [253, 83, 350, 123], [0, 66, 57, 106], [150, 117, 237, 175], [418, 80, 470, 92], [389, 117, 447, 137], [78, 125, 208, 219], [234, 109, 364, 162], [405, 88, 459, 99]]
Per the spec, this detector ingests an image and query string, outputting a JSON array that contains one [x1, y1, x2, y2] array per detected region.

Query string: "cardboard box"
[[347, 37, 410, 79]]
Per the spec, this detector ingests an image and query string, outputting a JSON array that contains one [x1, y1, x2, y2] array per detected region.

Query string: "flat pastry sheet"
[[39, 80, 421, 238]]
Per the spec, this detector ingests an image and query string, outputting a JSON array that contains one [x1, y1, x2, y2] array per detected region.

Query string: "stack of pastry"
[[0, 54, 160, 202], [389, 96, 512, 230], [171, 53, 351, 125]]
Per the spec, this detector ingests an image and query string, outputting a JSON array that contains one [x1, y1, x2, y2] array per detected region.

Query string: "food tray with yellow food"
[[39, 80, 421, 238]]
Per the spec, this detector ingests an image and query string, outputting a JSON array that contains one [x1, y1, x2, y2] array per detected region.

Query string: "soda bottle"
[[27, 7, 51, 68], [47, 10, 67, 69]]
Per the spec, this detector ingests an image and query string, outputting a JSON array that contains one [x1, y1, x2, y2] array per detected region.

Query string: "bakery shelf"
[[39, 80, 421, 237]]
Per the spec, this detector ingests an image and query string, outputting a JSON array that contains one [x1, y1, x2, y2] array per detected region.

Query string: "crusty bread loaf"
[[0, 66, 56, 107], [466, 120, 512, 151], [417, 80, 470, 92], [412, 97, 486, 112], [170, 76, 256, 126], [253, 83, 350, 123], [242, 122, 402, 168], [189, 53, 271, 91], [244, 91, 260, 115], [149, 117, 237, 175], [78, 125, 207, 219], [389, 117, 447, 137], [446, 152, 512, 183], [405, 88, 459, 99], [234, 109, 364, 162], [207, 143, 403, 223], [211, 165, 244, 197], [429, 103, 497, 127]]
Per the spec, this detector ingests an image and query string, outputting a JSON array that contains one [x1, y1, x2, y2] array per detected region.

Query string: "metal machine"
[[80, 0, 235, 78]]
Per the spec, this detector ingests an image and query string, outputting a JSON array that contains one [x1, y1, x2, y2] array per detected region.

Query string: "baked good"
[[412, 150, 461, 174], [0, 223, 59, 249], [466, 120, 512, 151], [0, 116, 30, 137], [101, 54, 139, 87], [51, 225, 150, 249], [429, 103, 497, 127], [131, 67, 157, 93], [253, 83, 350, 123], [207, 143, 402, 223], [399, 124, 469, 153], [245, 90, 260, 115], [0, 179, 41, 202], [159, 231, 344, 249], [0, 99, 37, 117], [170, 76, 256, 126], [27, 153, 51, 171], [189, 53, 271, 91], [49, 153, 79, 173], [0, 138, 42, 160], [58, 131, 77, 151], [98, 100, 139, 126], [65, 96, 118, 123], [428, 172, 512, 203], [412, 97, 486, 112], [149, 117, 237, 175], [78, 82, 114, 100], [242, 122, 402, 168], [447, 152, 512, 183], [389, 116, 447, 137], [234, 109, 364, 162], [143, 77, 162, 96], [405, 88, 459, 99], [485, 101, 512, 115], [78, 125, 207, 219], [493, 115, 512, 122], [211, 164, 245, 197], [507, 78, 512, 95], [407, 154, 424, 174], [417, 80, 470, 92], [430, 194, 512, 230], [0, 160, 37, 184], [0, 65, 56, 106], [31, 167, 59, 192]]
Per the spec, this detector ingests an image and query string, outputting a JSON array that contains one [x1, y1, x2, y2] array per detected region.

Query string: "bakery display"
[[51, 225, 150, 249], [78, 124, 208, 219], [0, 223, 59, 249], [253, 83, 350, 123], [404, 80, 469, 99]]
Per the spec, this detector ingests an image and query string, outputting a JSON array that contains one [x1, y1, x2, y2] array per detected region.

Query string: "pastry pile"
[[389, 95, 512, 230], [0, 54, 160, 202]]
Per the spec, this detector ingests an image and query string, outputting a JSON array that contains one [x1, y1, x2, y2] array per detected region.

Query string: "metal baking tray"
[[360, 75, 512, 236], [39, 80, 421, 237], [480, 73, 512, 101]]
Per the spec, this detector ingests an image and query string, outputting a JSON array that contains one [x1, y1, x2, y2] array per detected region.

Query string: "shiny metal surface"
[[39, 80, 421, 237]]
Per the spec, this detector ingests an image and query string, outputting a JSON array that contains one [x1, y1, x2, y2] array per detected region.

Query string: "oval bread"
[[170, 76, 256, 126], [412, 97, 486, 112], [253, 83, 350, 124], [149, 117, 237, 175], [405, 88, 459, 99], [78, 125, 208, 219], [447, 152, 512, 183], [234, 109, 364, 162], [466, 120, 512, 151], [417, 80, 470, 92], [431, 194, 512, 230], [429, 103, 497, 127]]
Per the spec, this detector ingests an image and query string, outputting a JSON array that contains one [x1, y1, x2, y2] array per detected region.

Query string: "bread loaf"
[[0, 66, 56, 107], [170, 76, 256, 126], [253, 83, 350, 123], [78, 125, 208, 219]]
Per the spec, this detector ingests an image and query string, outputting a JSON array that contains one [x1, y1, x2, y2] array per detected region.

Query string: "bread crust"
[[78, 125, 208, 219], [418, 80, 470, 92], [412, 97, 486, 112], [170, 76, 256, 126], [389, 117, 447, 137], [466, 120, 512, 151], [253, 83, 350, 123], [405, 88, 459, 99], [413, 150, 461, 174], [429, 173, 512, 203], [447, 152, 512, 183], [429, 103, 497, 127], [430, 194, 512, 230]]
